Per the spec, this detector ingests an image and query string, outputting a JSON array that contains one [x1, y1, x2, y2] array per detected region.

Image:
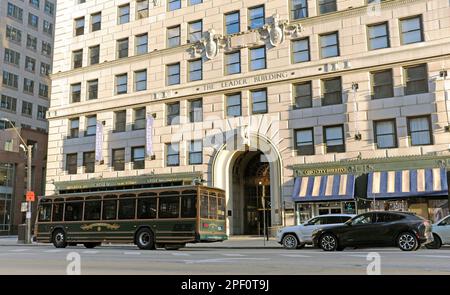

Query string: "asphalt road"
[[0, 244, 449, 275]]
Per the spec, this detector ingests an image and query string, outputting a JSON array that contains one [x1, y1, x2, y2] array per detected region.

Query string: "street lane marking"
[[222, 253, 245, 257], [124, 251, 141, 255], [280, 254, 311, 258], [9, 249, 30, 252], [44, 249, 64, 253], [347, 254, 369, 258], [82, 250, 99, 254], [184, 258, 269, 264], [171, 253, 190, 256], [417, 255, 450, 259]]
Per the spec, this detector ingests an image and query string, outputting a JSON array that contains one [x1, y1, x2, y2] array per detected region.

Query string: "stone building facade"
[[47, 0, 450, 235]]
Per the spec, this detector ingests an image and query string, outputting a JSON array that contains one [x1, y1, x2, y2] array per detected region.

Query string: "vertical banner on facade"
[[95, 121, 103, 162], [146, 115, 154, 157]]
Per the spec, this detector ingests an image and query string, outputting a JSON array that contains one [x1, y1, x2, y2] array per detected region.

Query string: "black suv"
[[312, 211, 433, 251]]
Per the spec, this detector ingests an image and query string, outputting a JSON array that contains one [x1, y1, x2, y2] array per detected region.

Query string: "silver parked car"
[[276, 214, 355, 249], [426, 215, 450, 249]]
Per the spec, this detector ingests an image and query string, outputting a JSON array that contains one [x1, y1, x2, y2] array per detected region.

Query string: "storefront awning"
[[367, 168, 448, 199], [292, 174, 355, 202]]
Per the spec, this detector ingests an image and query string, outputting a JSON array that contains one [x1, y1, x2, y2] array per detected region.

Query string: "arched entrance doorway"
[[212, 134, 282, 236]]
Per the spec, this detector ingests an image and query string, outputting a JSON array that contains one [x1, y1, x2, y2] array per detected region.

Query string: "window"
[[0, 95, 17, 112], [368, 22, 389, 50], [324, 125, 345, 153], [167, 25, 181, 48], [28, 13, 39, 29], [292, 38, 310, 63], [71, 83, 81, 103], [118, 4, 130, 24], [294, 82, 312, 109], [69, 118, 79, 138], [400, 16, 423, 45], [74, 17, 84, 36], [291, 0, 308, 19], [39, 83, 48, 98], [85, 116, 97, 136], [118, 198, 135, 219], [135, 70, 147, 91], [135, 34, 148, 55], [189, 99, 203, 122], [7, 3, 23, 21], [78, 0, 86, 4], [66, 154, 77, 174], [41, 41, 52, 56], [226, 93, 241, 117], [116, 74, 128, 94], [64, 201, 83, 221], [26, 34, 37, 50], [114, 111, 126, 133], [189, 0, 202, 5], [168, 0, 181, 11], [102, 199, 117, 220], [189, 140, 202, 164], [117, 38, 129, 58], [249, 5, 265, 29], [72, 50, 83, 68], [40, 62, 50, 76], [166, 143, 180, 166], [374, 119, 397, 149], [136, 0, 149, 19], [167, 102, 180, 125], [87, 79, 98, 100], [137, 197, 157, 219], [112, 148, 125, 171], [251, 89, 268, 114], [44, 1, 54, 15], [159, 195, 180, 218], [318, 0, 337, 14], [225, 11, 240, 34], [23, 78, 34, 94], [188, 59, 202, 81], [2, 71, 18, 89], [84, 199, 101, 220], [89, 45, 100, 65], [30, 0, 40, 9], [188, 20, 202, 43], [167, 63, 180, 85], [371, 69, 393, 99], [91, 12, 101, 31], [322, 77, 342, 106], [43, 20, 53, 35], [408, 116, 432, 146], [37, 105, 47, 120], [6, 25, 22, 43], [132, 146, 145, 169], [52, 202, 63, 222], [133, 108, 146, 130], [225, 51, 241, 75], [4, 48, 20, 66], [295, 128, 315, 155], [250, 47, 266, 71], [404, 64, 428, 95], [320, 32, 339, 58]]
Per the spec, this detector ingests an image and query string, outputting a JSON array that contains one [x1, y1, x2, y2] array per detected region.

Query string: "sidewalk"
[[0, 235, 281, 248]]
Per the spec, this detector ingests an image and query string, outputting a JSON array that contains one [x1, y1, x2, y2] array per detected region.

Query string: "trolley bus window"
[[137, 198, 157, 219], [159, 196, 180, 218], [118, 198, 136, 219], [84, 199, 101, 220], [209, 196, 217, 220], [217, 197, 225, 220], [181, 191, 196, 218], [64, 201, 83, 221], [38, 202, 51, 222], [200, 195, 208, 218], [52, 202, 64, 222], [102, 199, 117, 220]]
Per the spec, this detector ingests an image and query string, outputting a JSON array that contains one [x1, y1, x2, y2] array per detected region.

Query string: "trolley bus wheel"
[[83, 242, 101, 249], [135, 228, 155, 250], [52, 229, 67, 248]]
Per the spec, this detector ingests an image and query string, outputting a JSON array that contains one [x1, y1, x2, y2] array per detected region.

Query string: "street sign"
[[26, 191, 35, 202], [21, 202, 28, 212], [26, 212, 31, 219]]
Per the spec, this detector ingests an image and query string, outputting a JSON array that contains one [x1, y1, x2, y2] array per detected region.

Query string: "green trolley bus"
[[35, 185, 227, 250]]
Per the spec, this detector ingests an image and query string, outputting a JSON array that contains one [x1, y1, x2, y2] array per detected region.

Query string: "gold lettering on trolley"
[[80, 223, 120, 231]]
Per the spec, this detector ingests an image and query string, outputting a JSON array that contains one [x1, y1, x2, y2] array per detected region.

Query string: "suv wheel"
[[398, 232, 418, 251], [282, 234, 299, 249], [425, 234, 442, 249], [319, 233, 338, 251]]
